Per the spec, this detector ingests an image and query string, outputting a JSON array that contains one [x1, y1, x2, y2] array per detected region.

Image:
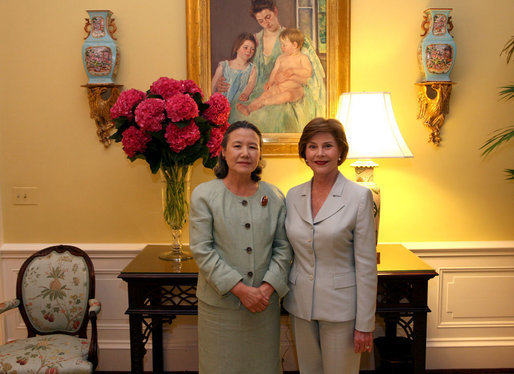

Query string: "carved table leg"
[[129, 314, 145, 374], [152, 316, 163, 373], [413, 311, 428, 374]]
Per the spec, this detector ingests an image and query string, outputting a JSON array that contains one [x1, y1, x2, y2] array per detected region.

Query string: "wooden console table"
[[119, 244, 437, 373]]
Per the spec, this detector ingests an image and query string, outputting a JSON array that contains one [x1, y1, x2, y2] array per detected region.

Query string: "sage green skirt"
[[198, 294, 281, 374]]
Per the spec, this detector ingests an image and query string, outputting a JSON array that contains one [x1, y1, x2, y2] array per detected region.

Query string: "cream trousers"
[[291, 316, 361, 374]]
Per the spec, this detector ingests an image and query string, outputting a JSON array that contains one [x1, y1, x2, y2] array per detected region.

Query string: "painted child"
[[211, 32, 258, 104], [237, 28, 312, 116]]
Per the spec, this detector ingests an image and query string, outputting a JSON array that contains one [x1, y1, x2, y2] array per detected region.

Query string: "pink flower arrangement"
[[110, 77, 231, 172], [165, 121, 201, 153], [110, 89, 145, 120], [206, 122, 229, 157], [203, 93, 231, 125], [121, 126, 151, 158], [165, 94, 199, 122], [135, 98, 166, 132], [149, 77, 183, 99]]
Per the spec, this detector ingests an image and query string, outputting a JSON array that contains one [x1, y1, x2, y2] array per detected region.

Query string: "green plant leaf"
[[203, 155, 218, 169], [480, 126, 514, 157], [500, 36, 514, 64], [499, 85, 514, 101]]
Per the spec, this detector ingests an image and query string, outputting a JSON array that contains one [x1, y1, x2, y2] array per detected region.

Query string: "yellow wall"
[[0, 0, 512, 244]]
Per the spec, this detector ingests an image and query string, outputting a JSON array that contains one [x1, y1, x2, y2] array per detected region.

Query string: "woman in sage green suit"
[[189, 121, 292, 374]]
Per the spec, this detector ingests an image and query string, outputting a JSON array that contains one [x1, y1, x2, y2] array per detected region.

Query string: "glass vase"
[[158, 164, 193, 262]]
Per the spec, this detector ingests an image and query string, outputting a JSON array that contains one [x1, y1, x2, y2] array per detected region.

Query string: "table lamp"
[[336, 92, 413, 244]]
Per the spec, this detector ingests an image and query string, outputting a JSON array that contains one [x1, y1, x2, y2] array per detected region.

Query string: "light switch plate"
[[12, 187, 39, 205]]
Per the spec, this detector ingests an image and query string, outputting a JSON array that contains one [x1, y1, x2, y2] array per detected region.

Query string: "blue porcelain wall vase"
[[418, 8, 456, 82], [82, 10, 119, 84]]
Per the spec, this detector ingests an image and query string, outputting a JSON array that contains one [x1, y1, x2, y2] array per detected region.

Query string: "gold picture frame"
[[186, 0, 350, 156]]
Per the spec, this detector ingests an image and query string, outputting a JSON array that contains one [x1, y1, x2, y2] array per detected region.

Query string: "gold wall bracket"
[[82, 84, 122, 147], [416, 81, 455, 146]]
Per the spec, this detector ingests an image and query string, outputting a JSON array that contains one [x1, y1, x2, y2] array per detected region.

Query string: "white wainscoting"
[[406, 241, 514, 369], [1, 242, 513, 371]]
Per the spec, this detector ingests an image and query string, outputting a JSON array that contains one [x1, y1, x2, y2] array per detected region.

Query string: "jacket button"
[[247, 271, 253, 277], [244, 223, 251, 229], [246, 247, 252, 253], [242, 200, 248, 206]]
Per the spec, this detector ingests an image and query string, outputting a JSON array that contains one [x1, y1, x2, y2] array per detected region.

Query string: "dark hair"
[[298, 118, 349, 165], [279, 28, 304, 49], [230, 32, 257, 61], [214, 121, 264, 181], [249, 0, 276, 19]]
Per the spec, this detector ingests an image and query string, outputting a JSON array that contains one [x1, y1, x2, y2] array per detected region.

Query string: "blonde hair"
[[279, 28, 304, 49]]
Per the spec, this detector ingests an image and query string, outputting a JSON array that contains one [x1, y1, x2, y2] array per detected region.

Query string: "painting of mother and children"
[[210, 0, 327, 134]]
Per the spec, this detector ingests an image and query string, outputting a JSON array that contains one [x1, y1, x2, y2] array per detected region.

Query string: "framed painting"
[[186, 0, 349, 156]]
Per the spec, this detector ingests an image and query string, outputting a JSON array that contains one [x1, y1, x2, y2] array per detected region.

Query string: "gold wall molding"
[[416, 82, 455, 146], [83, 84, 122, 147]]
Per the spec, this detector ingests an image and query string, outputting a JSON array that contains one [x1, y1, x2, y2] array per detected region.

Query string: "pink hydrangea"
[[121, 126, 151, 158], [206, 127, 224, 157], [165, 94, 199, 122], [134, 98, 166, 132], [164, 121, 201, 153], [180, 80, 203, 98], [203, 93, 231, 125], [110, 89, 146, 120], [150, 77, 182, 99]]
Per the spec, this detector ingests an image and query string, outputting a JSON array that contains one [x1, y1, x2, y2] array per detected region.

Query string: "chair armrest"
[[87, 299, 101, 370], [88, 299, 101, 314], [0, 299, 20, 314]]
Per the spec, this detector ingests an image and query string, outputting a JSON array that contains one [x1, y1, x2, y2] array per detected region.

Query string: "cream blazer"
[[283, 173, 377, 332]]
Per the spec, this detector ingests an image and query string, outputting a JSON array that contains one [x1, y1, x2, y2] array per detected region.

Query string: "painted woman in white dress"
[[216, 0, 326, 133]]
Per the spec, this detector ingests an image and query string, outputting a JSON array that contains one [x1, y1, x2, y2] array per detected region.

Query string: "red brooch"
[[261, 195, 268, 207]]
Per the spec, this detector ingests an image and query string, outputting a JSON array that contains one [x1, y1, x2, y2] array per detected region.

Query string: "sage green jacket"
[[189, 179, 292, 310]]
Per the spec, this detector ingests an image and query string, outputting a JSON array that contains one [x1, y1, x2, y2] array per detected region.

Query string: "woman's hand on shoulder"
[[353, 329, 373, 353], [215, 75, 230, 93]]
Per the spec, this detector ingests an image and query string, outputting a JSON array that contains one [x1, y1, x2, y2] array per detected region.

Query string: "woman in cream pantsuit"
[[190, 121, 292, 374], [283, 118, 377, 374]]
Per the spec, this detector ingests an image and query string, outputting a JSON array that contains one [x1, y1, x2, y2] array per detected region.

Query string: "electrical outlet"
[[12, 187, 39, 205]]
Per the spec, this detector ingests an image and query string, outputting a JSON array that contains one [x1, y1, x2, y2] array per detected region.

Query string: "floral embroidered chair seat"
[[0, 245, 101, 373]]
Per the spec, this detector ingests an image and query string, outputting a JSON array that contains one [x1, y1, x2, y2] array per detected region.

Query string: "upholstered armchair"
[[0, 245, 101, 373]]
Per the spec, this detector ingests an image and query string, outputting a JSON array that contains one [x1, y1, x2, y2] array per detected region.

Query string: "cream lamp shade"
[[336, 92, 412, 251], [336, 92, 413, 159]]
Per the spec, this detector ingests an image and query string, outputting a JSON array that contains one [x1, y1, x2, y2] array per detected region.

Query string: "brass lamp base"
[[351, 160, 381, 264]]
